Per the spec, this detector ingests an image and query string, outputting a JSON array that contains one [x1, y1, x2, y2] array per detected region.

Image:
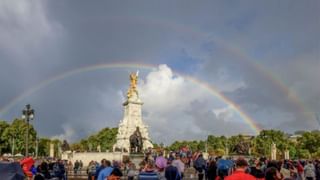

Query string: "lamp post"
[[22, 104, 34, 157], [205, 134, 208, 154], [35, 137, 39, 158]]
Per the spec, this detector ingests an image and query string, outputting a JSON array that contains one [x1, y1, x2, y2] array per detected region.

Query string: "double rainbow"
[[0, 63, 262, 134]]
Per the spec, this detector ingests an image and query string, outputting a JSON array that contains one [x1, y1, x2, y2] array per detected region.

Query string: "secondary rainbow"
[[0, 63, 261, 134]]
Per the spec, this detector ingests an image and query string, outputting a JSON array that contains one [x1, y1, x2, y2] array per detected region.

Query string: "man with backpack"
[[165, 159, 181, 180], [216, 157, 232, 179], [194, 153, 206, 180]]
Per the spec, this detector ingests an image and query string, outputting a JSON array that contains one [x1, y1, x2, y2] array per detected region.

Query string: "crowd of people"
[[81, 151, 320, 180], [0, 156, 67, 180], [1, 151, 320, 180], [191, 152, 320, 180]]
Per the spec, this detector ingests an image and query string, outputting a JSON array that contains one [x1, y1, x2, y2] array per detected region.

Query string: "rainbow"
[[123, 16, 315, 123], [0, 63, 261, 134]]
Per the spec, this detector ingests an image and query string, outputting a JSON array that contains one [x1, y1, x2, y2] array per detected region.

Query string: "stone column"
[[271, 142, 277, 160], [284, 150, 290, 160], [50, 143, 54, 158], [225, 146, 229, 156]]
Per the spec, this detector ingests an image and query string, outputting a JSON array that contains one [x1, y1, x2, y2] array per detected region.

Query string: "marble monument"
[[113, 72, 153, 152]]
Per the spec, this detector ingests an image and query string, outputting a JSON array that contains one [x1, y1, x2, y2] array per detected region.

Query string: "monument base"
[[129, 153, 145, 169]]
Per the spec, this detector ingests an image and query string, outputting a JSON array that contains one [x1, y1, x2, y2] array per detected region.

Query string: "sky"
[[0, 1, 319, 144]]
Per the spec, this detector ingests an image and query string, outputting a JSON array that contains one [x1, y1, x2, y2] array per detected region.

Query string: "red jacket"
[[225, 170, 256, 180], [20, 157, 35, 177]]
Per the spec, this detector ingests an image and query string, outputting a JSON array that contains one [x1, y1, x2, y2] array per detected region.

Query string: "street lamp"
[[22, 104, 34, 157]]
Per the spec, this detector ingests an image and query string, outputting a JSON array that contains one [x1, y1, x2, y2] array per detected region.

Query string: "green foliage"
[[0, 121, 10, 154], [254, 130, 288, 157], [167, 140, 206, 152], [288, 144, 297, 159], [70, 127, 118, 152], [2, 118, 320, 160], [312, 148, 320, 159], [297, 131, 320, 154], [207, 135, 227, 151], [296, 149, 311, 159], [1, 119, 37, 155], [37, 138, 52, 156]]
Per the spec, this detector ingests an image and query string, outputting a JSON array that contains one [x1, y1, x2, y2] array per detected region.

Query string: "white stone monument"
[[113, 72, 153, 152]]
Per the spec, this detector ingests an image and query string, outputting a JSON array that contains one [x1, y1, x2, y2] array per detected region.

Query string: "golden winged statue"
[[127, 71, 139, 98]]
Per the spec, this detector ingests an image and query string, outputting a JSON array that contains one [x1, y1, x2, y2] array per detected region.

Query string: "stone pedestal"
[[129, 153, 145, 169], [113, 73, 153, 152]]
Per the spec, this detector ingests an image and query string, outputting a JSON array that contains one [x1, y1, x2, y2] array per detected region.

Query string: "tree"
[[37, 138, 52, 157], [207, 135, 227, 151], [70, 127, 118, 152], [297, 131, 320, 154], [296, 149, 311, 159], [2, 119, 37, 155], [254, 130, 288, 157], [0, 121, 10, 154]]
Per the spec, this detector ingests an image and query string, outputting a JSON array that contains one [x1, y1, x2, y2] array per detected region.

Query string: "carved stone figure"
[[232, 141, 250, 155], [129, 127, 143, 153], [61, 140, 70, 152]]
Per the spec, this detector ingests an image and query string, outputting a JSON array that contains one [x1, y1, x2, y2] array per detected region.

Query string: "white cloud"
[[140, 64, 211, 112], [51, 123, 76, 141], [212, 106, 235, 122], [136, 64, 253, 143]]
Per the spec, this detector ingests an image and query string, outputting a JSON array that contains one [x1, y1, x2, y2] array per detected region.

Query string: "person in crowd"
[[53, 159, 66, 180], [127, 162, 136, 180], [87, 160, 97, 180], [206, 159, 217, 180], [267, 160, 286, 180], [279, 160, 291, 179], [304, 161, 316, 180], [249, 159, 264, 179], [79, 160, 83, 172], [294, 160, 304, 180], [107, 164, 123, 180], [74, 160, 80, 175], [286, 161, 298, 179], [139, 160, 159, 180], [67, 160, 73, 174], [224, 157, 256, 180], [315, 160, 320, 180], [194, 153, 206, 180], [95, 159, 107, 180], [216, 156, 232, 180], [165, 159, 181, 180], [20, 157, 35, 179], [97, 160, 113, 180], [172, 154, 185, 179], [36, 161, 51, 179], [265, 167, 283, 180], [155, 152, 167, 172]]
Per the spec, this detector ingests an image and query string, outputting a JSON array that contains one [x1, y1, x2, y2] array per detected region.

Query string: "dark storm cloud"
[[0, 1, 319, 142]]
